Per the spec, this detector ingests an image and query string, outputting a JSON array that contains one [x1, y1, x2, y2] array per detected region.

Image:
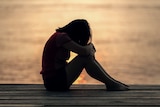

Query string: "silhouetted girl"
[[40, 19, 129, 91]]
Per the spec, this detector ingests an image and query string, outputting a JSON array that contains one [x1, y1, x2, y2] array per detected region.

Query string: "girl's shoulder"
[[54, 32, 71, 46], [55, 32, 68, 36], [55, 32, 71, 40]]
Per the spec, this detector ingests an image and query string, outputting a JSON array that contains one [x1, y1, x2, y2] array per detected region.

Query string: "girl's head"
[[56, 19, 92, 46]]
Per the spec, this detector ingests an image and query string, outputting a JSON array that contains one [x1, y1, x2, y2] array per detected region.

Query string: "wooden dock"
[[0, 84, 159, 107]]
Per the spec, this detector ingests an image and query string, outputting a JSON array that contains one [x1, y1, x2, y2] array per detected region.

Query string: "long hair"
[[56, 19, 92, 46]]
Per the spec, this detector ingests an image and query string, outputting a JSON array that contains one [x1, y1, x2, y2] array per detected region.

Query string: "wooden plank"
[[0, 104, 42, 107], [0, 90, 159, 97], [0, 84, 160, 90], [0, 98, 159, 106], [0, 92, 160, 98], [1, 92, 157, 98], [0, 84, 159, 107]]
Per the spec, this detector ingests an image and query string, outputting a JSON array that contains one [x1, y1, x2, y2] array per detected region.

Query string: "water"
[[0, 0, 160, 84]]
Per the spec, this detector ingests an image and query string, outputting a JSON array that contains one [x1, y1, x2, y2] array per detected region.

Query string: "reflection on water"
[[0, 0, 160, 84]]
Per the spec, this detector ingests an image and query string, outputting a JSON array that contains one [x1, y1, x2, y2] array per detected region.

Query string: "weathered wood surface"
[[0, 84, 159, 107]]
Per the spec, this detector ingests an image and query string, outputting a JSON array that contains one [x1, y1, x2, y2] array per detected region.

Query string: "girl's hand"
[[64, 41, 96, 56], [88, 43, 96, 56]]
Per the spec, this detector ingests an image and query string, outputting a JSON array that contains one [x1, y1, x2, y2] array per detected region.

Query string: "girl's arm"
[[63, 41, 96, 56]]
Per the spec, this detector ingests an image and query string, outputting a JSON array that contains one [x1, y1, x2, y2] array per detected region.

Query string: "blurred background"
[[0, 0, 160, 84]]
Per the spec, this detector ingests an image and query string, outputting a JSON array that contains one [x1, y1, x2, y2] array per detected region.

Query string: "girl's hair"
[[56, 19, 92, 46]]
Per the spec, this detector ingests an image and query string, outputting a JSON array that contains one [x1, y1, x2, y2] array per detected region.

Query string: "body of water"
[[0, 0, 160, 84]]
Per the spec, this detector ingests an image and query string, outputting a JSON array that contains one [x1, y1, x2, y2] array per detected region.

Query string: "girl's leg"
[[85, 56, 129, 91], [65, 56, 86, 87], [66, 55, 128, 91]]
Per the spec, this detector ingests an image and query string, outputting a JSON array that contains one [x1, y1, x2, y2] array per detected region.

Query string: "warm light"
[[67, 52, 87, 84], [74, 71, 86, 84]]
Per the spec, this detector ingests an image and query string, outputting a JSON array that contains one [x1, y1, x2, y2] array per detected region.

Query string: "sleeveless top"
[[40, 32, 72, 91]]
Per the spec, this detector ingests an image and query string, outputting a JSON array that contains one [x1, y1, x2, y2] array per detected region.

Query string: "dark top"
[[40, 32, 71, 91]]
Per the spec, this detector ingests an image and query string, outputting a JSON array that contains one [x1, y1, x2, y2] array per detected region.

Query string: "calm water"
[[0, 0, 160, 84]]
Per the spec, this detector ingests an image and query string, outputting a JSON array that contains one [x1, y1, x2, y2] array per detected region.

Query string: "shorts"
[[42, 68, 69, 91]]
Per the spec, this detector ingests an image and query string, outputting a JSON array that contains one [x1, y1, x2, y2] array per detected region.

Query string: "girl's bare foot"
[[107, 85, 129, 91], [106, 83, 129, 91], [115, 80, 129, 87]]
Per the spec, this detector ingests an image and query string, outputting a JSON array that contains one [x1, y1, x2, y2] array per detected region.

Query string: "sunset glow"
[[0, 0, 160, 84], [74, 73, 87, 84]]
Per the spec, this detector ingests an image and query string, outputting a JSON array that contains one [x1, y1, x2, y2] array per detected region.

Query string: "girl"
[[40, 19, 129, 91]]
